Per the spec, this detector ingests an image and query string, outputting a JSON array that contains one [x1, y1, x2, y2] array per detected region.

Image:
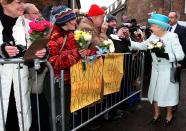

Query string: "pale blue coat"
[[130, 32, 185, 107]]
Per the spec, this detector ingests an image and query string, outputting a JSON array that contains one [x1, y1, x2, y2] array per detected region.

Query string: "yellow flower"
[[74, 34, 80, 41], [81, 32, 87, 36]]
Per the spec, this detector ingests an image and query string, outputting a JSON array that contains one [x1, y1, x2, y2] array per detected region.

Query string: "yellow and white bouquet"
[[74, 30, 92, 50], [74, 30, 92, 71]]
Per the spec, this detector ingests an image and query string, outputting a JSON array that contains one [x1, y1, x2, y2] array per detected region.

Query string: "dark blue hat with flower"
[[51, 5, 76, 26], [148, 13, 170, 30]]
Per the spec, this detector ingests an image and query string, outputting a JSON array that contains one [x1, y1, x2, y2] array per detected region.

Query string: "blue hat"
[[51, 5, 76, 26], [106, 14, 117, 22], [148, 13, 170, 29]]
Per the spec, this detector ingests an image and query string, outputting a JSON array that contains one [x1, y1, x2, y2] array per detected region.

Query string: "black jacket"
[[111, 38, 130, 53], [174, 24, 186, 68]]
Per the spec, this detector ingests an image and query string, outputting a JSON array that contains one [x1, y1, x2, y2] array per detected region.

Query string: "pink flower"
[[28, 29, 33, 34], [40, 20, 52, 28], [29, 21, 46, 32], [28, 18, 52, 41]]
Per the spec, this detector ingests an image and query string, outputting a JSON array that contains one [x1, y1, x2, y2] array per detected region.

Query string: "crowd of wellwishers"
[[0, 0, 186, 131]]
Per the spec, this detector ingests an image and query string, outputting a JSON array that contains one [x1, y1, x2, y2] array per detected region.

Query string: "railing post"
[[60, 70, 65, 131], [140, 52, 145, 100], [34, 59, 41, 131], [46, 61, 56, 131], [0, 74, 6, 131], [17, 63, 25, 131]]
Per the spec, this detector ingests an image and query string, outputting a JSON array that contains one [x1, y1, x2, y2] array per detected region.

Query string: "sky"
[[80, 0, 116, 12]]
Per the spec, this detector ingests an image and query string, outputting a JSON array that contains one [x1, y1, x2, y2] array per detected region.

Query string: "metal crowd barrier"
[[0, 52, 145, 131], [0, 58, 56, 131], [56, 52, 145, 131]]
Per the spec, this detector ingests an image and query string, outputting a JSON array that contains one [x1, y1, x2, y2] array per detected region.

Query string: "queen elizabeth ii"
[[128, 13, 185, 126]]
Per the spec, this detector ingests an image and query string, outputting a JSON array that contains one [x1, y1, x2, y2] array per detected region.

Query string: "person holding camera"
[[110, 25, 130, 53]]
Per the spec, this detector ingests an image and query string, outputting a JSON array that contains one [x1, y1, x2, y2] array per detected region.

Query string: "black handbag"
[[170, 43, 178, 83], [170, 62, 177, 83]]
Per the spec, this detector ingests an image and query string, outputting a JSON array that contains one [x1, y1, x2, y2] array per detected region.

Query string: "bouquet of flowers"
[[24, 18, 53, 63], [74, 30, 92, 49], [28, 18, 52, 41], [74, 30, 92, 70], [147, 39, 165, 53], [96, 39, 115, 54], [148, 38, 165, 62]]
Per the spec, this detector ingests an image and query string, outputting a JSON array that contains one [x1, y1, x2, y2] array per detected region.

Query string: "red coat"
[[48, 25, 80, 81]]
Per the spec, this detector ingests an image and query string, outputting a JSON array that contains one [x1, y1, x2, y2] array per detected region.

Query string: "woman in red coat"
[[48, 7, 80, 82], [48, 5, 95, 130]]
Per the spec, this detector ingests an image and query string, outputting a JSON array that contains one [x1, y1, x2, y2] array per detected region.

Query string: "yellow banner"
[[70, 58, 103, 112], [103, 54, 124, 95]]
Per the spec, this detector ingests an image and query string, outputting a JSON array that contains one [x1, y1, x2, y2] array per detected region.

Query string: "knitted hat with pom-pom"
[[51, 5, 76, 26]]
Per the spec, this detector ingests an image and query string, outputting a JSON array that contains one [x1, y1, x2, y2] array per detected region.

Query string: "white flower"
[[153, 39, 159, 44], [79, 42, 83, 46], [109, 44, 115, 53], [107, 39, 113, 44], [103, 39, 113, 45], [74, 30, 82, 34], [156, 42, 163, 48], [84, 34, 92, 41], [103, 40, 109, 45], [148, 43, 154, 49]]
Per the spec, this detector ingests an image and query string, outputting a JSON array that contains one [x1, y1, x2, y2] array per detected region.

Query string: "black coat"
[[174, 24, 186, 68], [111, 38, 130, 53]]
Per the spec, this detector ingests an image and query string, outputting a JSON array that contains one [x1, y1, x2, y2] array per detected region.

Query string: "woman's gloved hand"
[[155, 50, 169, 60]]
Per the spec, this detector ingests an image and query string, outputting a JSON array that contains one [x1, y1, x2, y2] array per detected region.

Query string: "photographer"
[[127, 19, 144, 42], [110, 25, 130, 53]]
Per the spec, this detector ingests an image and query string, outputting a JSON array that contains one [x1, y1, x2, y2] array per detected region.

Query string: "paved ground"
[[79, 100, 186, 131], [79, 70, 186, 131]]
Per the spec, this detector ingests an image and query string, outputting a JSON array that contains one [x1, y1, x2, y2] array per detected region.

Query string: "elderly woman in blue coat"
[[128, 14, 185, 126]]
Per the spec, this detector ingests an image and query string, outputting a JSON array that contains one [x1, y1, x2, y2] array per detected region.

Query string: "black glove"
[[155, 51, 169, 60]]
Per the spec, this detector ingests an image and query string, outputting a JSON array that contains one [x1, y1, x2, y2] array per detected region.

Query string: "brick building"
[[107, 0, 186, 25]]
